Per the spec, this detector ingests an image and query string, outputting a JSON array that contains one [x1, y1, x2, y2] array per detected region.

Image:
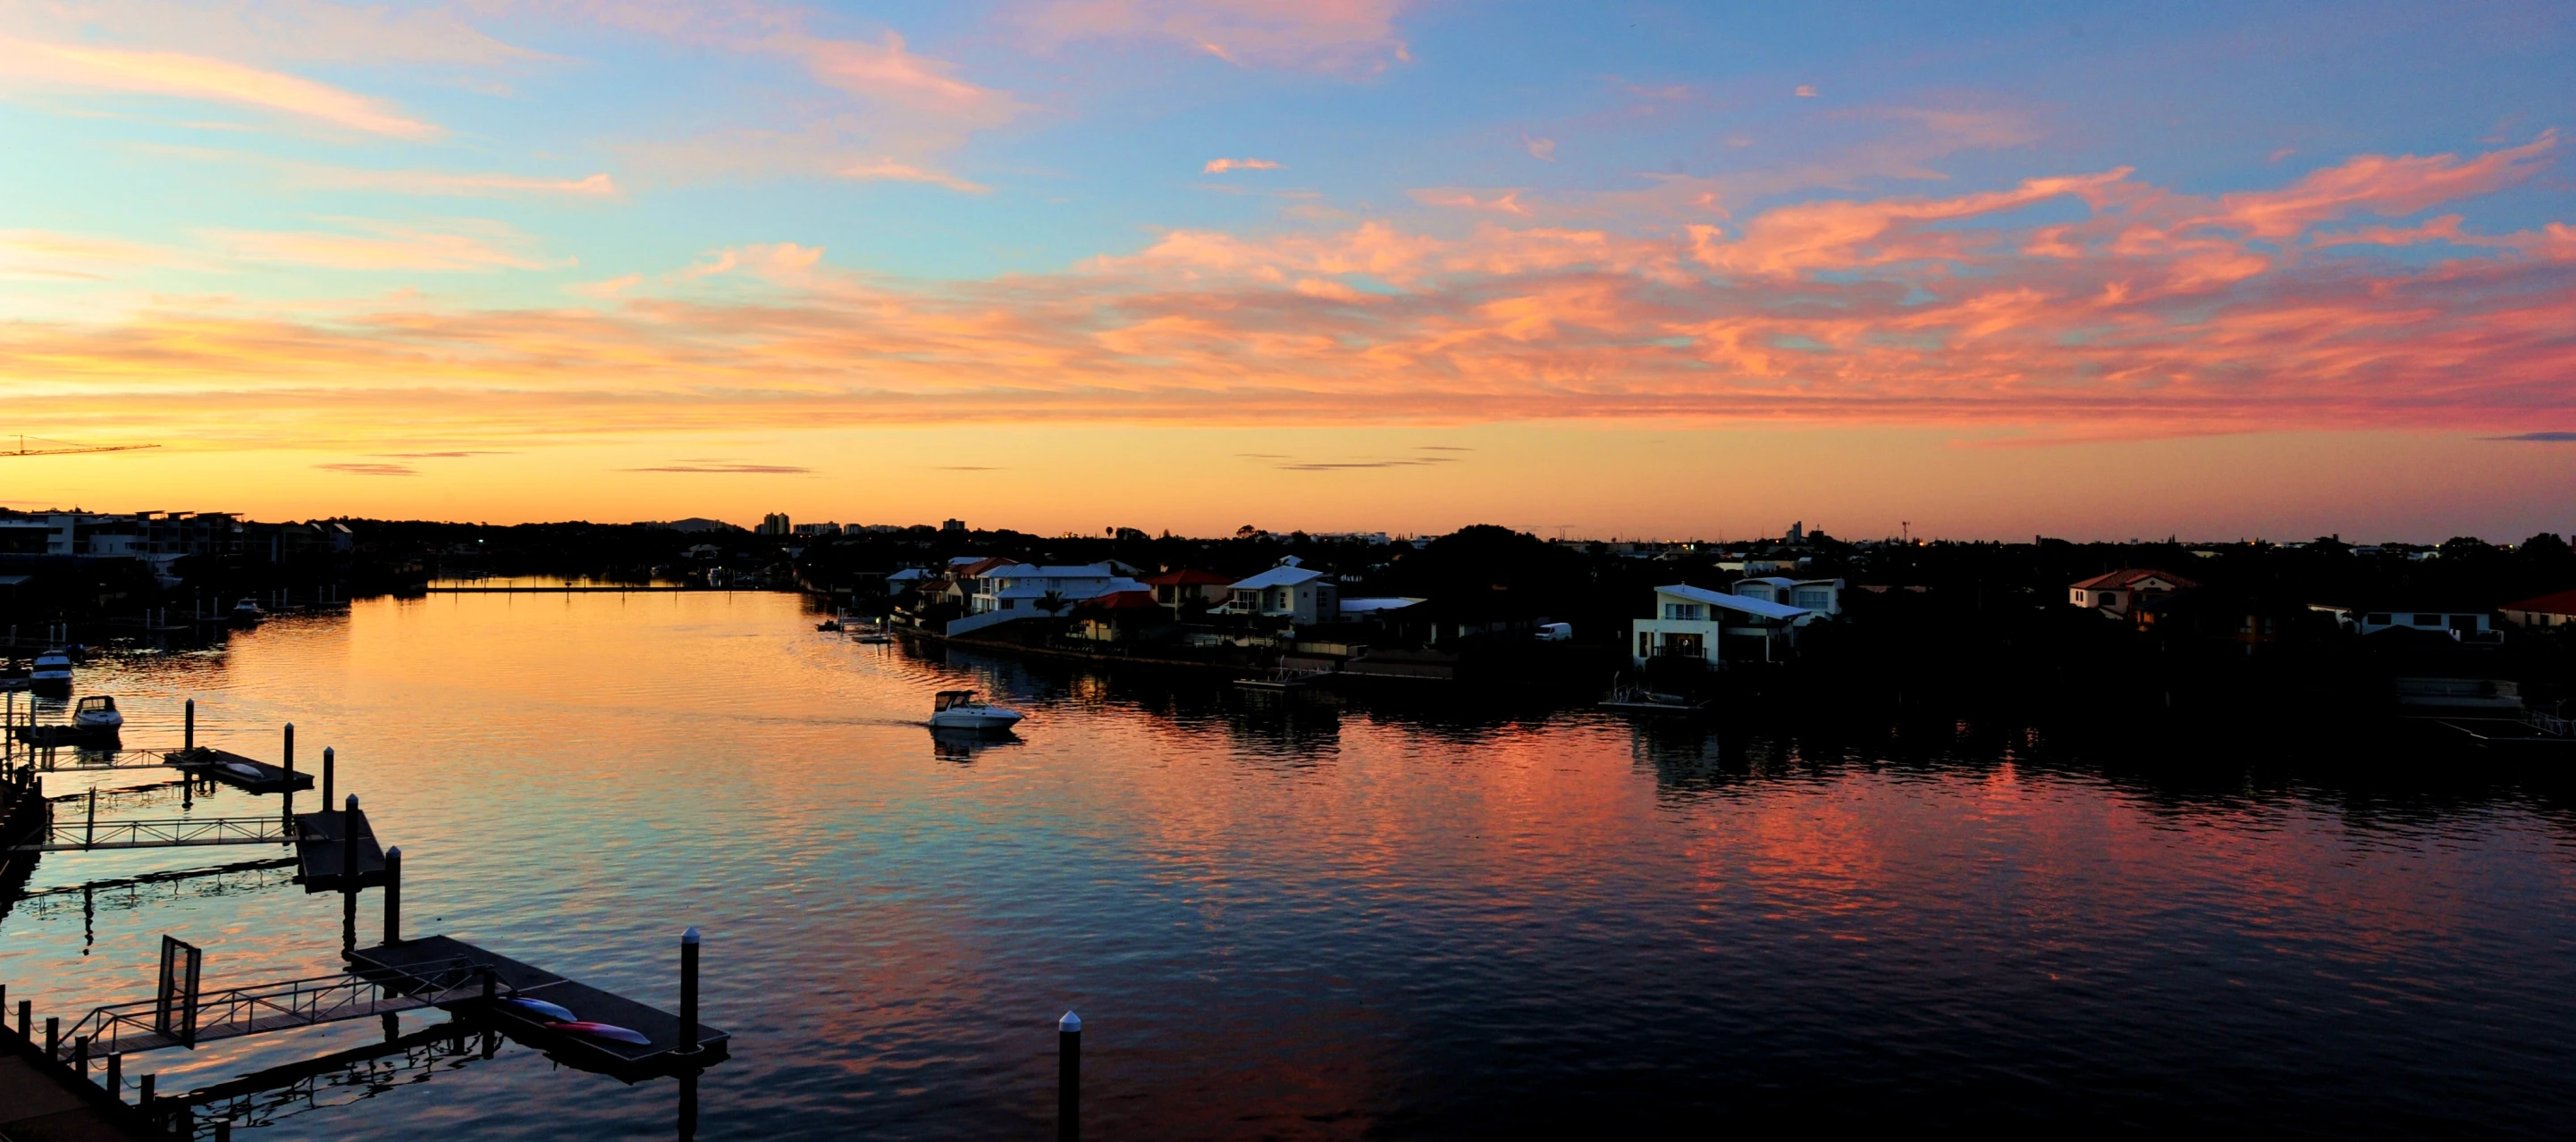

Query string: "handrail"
[[17, 815, 293, 852], [55, 957, 487, 1058]]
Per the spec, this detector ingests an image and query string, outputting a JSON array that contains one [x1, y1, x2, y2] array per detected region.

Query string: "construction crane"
[[1, 434, 159, 457]]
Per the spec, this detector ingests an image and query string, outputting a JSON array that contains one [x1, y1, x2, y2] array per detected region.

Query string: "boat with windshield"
[[929, 690, 1024, 731]]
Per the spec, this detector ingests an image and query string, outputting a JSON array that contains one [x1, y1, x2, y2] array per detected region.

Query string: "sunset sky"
[[3, 0, 2572, 540]]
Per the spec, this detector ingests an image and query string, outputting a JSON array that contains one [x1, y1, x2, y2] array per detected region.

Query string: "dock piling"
[[72, 1033, 87, 1072], [43, 1015, 56, 1058], [16, 999, 27, 1038], [321, 747, 333, 810], [282, 724, 294, 776], [383, 846, 402, 945], [138, 1074, 153, 1105], [85, 787, 96, 849], [678, 927, 701, 1055], [105, 1051, 119, 1097], [1058, 1011, 1082, 1142], [183, 700, 194, 752], [341, 794, 359, 953]]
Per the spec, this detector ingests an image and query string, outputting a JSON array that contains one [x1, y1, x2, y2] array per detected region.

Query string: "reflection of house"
[[1731, 576, 1844, 616], [2068, 569, 2197, 616], [2503, 590, 2576, 629], [1630, 584, 1812, 667], [1220, 557, 1338, 625], [2307, 603, 2499, 641], [1143, 568, 1233, 612]]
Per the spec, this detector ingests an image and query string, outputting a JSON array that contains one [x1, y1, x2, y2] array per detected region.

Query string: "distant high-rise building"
[[942, 518, 966, 533], [759, 512, 791, 536]]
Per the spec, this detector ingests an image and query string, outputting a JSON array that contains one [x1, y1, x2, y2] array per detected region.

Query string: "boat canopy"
[[76, 695, 114, 712], [933, 690, 977, 710]]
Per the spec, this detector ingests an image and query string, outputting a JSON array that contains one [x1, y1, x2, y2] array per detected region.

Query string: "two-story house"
[[1222, 557, 1339, 626], [1631, 584, 1812, 668]]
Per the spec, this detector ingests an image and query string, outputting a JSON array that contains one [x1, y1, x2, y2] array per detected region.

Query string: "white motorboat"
[[72, 694, 122, 732], [231, 598, 266, 622], [30, 649, 72, 689], [929, 690, 1023, 731]]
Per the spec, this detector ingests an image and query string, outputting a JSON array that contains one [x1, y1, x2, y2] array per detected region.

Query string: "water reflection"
[[0, 592, 2570, 1139]]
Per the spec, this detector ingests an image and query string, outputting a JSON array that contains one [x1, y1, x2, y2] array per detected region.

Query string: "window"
[[2100, 592, 2119, 607], [2365, 613, 2390, 626], [1663, 602, 1704, 621], [1795, 589, 1830, 609], [2413, 614, 2441, 626]]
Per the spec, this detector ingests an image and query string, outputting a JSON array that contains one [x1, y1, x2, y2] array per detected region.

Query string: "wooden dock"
[[0, 1015, 159, 1141], [349, 936, 728, 1079], [169, 747, 314, 794], [294, 806, 386, 891]]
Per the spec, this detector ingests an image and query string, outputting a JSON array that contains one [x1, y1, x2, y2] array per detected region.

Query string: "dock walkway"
[[0, 1011, 157, 1141], [350, 936, 728, 1078]]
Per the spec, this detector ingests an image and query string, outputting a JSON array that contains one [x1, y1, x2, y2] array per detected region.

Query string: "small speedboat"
[[230, 598, 265, 622], [72, 694, 122, 732], [817, 618, 843, 632], [929, 690, 1023, 731]]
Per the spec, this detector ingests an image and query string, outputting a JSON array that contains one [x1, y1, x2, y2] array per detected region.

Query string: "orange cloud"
[[288, 167, 620, 198], [0, 35, 440, 138], [1203, 157, 1284, 174], [4, 142, 2572, 448], [2203, 132, 2558, 240]]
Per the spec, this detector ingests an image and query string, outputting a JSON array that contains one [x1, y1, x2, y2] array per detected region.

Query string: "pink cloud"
[[5, 140, 2573, 444], [1203, 157, 1284, 174], [0, 34, 440, 138], [1014, 0, 1410, 72], [2205, 132, 2558, 240]]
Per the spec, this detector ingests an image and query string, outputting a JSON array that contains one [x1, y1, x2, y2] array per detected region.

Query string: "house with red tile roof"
[[1141, 567, 1233, 611], [2068, 568, 2198, 617], [2503, 589, 2576, 629]]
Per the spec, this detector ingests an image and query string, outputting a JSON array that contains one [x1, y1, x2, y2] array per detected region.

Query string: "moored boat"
[[72, 694, 122, 732], [29, 649, 72, 692]]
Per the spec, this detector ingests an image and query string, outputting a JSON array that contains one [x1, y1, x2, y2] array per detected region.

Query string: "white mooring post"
[[1058, 1011, 1082, 1142]]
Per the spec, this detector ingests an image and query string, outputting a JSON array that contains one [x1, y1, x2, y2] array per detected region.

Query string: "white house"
[[2306, 604, 2498, 639], [1221, 556, 1339, 625], [1632, 584, 1812, 668], [1731, 576, 1844, 616], [972, 563, 1145, 616]]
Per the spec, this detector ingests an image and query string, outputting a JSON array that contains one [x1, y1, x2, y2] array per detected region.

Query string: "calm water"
[[4, 591, 2574, 1138]]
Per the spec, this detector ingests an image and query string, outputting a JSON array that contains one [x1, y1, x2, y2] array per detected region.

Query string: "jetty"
[[0, 694, 732, 1138]]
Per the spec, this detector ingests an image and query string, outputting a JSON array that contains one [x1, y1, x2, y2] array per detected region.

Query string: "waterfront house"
[[972, 563, 1144, 616], [2307, 603, 2501, 641], [1220, 557, 1339, 626], [1070, 589, 1166, 642], [1732, 576, 1845, 616], [1631, 584, 1811, 668], [1142, 568, 1233, 612], [2068, 569, 2198, 616], [2502, 589, 2576, 629]]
